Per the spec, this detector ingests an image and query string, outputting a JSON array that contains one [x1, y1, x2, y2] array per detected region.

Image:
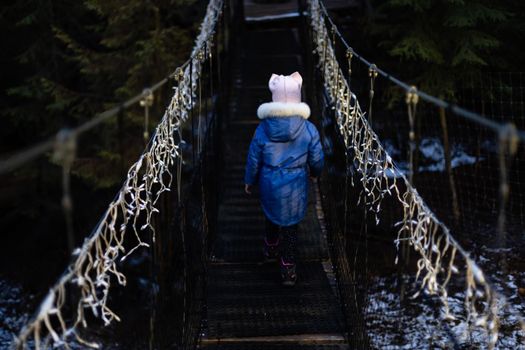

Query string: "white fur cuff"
[[257, 102, 311, 120]]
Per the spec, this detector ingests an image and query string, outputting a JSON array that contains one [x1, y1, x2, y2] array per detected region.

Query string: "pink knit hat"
[[269, 72, 303, 103]]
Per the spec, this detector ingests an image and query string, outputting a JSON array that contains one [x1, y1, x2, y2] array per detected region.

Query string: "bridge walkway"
[[199, 17, 350, 349]]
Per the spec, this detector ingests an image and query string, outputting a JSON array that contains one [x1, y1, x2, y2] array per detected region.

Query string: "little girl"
[[244, 72, 324, 286]]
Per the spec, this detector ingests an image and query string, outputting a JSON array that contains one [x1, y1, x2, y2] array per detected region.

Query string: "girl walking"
[[244, 72, 324, 286]]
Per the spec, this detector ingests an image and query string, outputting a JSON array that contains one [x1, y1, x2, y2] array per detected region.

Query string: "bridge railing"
[[302, 0, 525, 348], [12, 0, 233, 348]]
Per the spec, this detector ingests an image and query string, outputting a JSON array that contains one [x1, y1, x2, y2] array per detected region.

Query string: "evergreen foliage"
[[1, 0, 203, 188], [1, 0, 90, 152], [0, 0, 203, 250], [367, 0, 523, 97], [54, 0, 202, 187]]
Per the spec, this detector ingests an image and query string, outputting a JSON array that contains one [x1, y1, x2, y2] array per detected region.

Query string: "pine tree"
[[1, 0, 91, 153], [53, 0, 202, 187], [496, 1, 525, 71], [368, 0, 513, 97], [1, 0, 203, 188]]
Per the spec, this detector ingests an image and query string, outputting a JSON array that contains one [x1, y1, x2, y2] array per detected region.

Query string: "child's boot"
[[264, 219, 280, 262], [264, 238, 279, 261], [280, 258, 297, 286], [280, 225, 298, 286]]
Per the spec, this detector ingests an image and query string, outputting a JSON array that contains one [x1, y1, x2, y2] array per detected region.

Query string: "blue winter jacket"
[[244, 102, 324, 226]]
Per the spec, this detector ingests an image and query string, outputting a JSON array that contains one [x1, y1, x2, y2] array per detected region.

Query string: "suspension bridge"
[[3, 0, 525, 348]]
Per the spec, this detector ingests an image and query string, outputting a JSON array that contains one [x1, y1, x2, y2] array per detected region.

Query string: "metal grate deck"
[[201, 22, 348, 349], [206, 262, 344, 337]]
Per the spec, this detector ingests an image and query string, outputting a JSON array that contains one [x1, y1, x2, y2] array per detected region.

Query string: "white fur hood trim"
[[257, 102, 311, 120]]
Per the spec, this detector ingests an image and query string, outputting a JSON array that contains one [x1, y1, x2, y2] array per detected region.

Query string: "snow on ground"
[[383, 138, 482, 178], [365, 275, 525, 349], [0, 278, 33, 348]]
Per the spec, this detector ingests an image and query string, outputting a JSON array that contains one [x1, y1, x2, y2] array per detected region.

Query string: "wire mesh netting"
[[5, 0, 231, 347], [302, 0, 525, 348], [3, 0, 525, 348]]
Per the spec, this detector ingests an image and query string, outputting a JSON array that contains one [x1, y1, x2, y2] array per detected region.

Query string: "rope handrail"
[[307, 0, 524, 347], [0, 57, 197, 175], [13, 0, 223, 347], [317, 0, 525, 142]]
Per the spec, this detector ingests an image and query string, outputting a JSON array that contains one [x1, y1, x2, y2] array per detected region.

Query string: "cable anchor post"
[[405, 85, 419, 184], [208, 34, 214, 60], [368, 63, 379, 123], [197, 48, 206, 63], [322, 24, 338, 106], [140, 88, 154, 143], [345, 47, 354, 96], [208, 34, 215, 95], [346, 47, 354, 77], [52, 129, 77, 254], [170, 66, 186, 128], [173, 67, 185, 83], [172, 66, 186, 126], [172, 66, 185, 202], [330, 25, 336, 48], [496, 122, 519, 271], [196, 49, 206, 154]]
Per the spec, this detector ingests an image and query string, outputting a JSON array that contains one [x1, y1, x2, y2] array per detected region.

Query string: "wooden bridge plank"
[[200, 333, 346, 344]]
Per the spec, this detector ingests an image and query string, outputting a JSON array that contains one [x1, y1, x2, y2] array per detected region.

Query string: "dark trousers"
[[265, 218, 298, 265]]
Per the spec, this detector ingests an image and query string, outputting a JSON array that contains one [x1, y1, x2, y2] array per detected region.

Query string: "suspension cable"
[[14, 0, 224, 346], [307, 0, 525, 346], [0, 24, 233, 176], [317, 0, 525, 142], [0, 76, 168, 175]]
